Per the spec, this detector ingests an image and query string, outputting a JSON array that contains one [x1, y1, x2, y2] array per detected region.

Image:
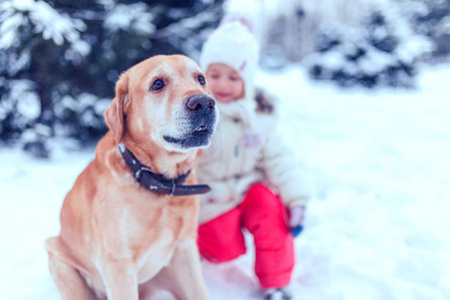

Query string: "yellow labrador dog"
[[45, 55, 217, 300]]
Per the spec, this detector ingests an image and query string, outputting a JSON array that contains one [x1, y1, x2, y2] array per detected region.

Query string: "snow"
[[0, 80, 40, 126], [104, 3, 155, 35], [0, 0, 91, 55], [1, 64, 450, 299], [14, 84, 41, 120]]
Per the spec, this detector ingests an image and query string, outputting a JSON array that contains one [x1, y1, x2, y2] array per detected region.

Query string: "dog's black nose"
[[186, 95, 215, 113]]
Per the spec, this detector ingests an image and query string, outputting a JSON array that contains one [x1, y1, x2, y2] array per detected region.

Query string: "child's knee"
[[197, 230, 246, 263], [246, 183, 282, 211], [247, 183, 270, 195]]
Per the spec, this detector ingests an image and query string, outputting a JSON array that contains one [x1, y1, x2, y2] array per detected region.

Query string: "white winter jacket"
[[197, 89, 310, 225]]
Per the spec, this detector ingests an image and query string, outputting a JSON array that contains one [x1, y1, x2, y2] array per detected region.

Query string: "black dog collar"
[[118, 143, 210, 196]]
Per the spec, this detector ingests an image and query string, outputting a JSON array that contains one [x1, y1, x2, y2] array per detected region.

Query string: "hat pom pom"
[[221, 15, 255, 34]]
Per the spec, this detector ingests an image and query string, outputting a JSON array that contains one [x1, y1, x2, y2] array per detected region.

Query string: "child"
[[197, 21, 310, 300]]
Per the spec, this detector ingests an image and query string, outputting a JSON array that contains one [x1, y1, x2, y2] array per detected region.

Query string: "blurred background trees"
[[0, 0, 224, 157], [0, 0, 448, 158], [261, 0, 448, 87]]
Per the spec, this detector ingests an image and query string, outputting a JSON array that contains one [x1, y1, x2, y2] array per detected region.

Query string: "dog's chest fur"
[[82, 190, 196, 297], [136, 227, 177, 283], [69, 145, 199, 297]]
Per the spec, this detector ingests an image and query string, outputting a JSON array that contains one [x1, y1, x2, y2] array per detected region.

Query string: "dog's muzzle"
[[164, 94, 217, 149]]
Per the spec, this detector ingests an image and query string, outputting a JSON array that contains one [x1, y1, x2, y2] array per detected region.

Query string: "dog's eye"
[[151, 79, 165, 91], [198, 75, 205, 85]]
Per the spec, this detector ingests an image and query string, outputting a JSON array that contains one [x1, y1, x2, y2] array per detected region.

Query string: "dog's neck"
[[118, 135, 201, 180], [117, 143, 209, 196]]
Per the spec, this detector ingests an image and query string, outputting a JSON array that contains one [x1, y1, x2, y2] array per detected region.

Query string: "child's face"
[[206, 63, 244, 103]]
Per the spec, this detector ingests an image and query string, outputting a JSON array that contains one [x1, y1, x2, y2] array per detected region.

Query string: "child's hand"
[[288, 205, 306, 237]]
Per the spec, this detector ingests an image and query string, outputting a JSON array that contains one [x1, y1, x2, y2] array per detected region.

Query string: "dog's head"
[[104, 55, 218, 153]]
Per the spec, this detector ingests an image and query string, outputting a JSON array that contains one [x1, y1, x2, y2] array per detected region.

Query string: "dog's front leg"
[[154, 238, 209, 300], [100, 261, 139, 300], [47, 249, 94, 300]]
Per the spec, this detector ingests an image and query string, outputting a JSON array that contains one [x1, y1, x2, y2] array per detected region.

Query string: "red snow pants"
[[197, 183, 294, 288]]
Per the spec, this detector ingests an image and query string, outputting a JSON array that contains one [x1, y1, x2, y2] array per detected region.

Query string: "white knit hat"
[[200, 21, 259, 100]]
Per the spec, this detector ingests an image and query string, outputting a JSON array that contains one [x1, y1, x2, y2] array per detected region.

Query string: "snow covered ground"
[[1, 64, 449, 300]]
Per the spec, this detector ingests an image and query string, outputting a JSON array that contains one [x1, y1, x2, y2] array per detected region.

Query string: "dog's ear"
[[104, 72, 129, 144]]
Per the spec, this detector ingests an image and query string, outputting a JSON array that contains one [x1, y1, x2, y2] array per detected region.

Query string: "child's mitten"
[[288, 205, 306, 237]]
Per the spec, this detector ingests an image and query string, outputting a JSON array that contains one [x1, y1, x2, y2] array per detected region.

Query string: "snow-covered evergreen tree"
[[0, 0, 92, 157], [394, 0, 450, 62], [303, 4, 432, 88], [0, 0, 223, 158], [258, 0, 434, 88]]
